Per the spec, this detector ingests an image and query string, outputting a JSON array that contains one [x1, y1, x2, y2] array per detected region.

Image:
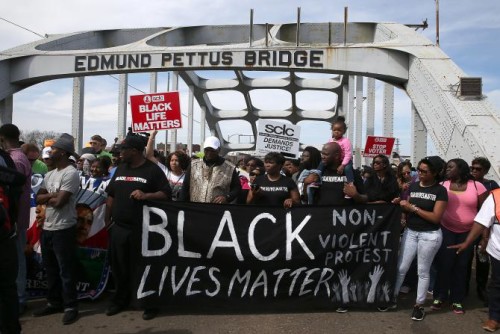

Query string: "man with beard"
[[104, 135, 171, 320], [33, 133, 80, 325], [309, 142, 366, 206], [180, 136, 241, 203]]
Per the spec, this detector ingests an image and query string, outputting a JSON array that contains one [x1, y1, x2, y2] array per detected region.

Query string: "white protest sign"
[[256, 120, 301, 158]]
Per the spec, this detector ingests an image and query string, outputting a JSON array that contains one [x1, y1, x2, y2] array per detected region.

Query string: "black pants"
[[490, 256, 500, 321], [41, 226, 78, 309], [433, 226, 474, 303], [0, 236, 21, 334], [466, 236, 490, 295], [109, 224, 140, 308]]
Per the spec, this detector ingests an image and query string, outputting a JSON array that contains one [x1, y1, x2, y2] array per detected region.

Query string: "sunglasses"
[[372, 160, 383, 165]]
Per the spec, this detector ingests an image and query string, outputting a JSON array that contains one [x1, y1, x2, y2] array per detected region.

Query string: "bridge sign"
[[130, 92, 182, 132], [363, 136, 396, 157], [256, 120, 300, 158]]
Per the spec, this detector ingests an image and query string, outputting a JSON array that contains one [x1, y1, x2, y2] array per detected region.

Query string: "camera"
[[250, 183, 260, 191]]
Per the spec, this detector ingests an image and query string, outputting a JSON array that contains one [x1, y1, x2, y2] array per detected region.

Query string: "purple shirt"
[[8, 148, 32, 230]]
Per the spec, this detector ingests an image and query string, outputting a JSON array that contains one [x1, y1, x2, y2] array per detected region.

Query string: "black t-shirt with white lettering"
[[407, 182, 448, 231], [106, 159, 171, 227], [254, 175, 297, 206], [316, 168, 365, 206]]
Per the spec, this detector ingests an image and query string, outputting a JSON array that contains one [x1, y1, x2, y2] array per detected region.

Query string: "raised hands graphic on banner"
[[338, 270, 351, 304], [349, 282, 357, 302], [367, 265, 384, 303], [332, 282, 341, 303], [381, 281, 391, 302]]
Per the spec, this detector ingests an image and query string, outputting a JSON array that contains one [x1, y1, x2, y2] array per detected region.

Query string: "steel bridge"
[[0, 22, 499, 180]]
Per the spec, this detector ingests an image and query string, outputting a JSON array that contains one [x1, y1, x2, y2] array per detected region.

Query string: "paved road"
[[20, 289, 489, 334]]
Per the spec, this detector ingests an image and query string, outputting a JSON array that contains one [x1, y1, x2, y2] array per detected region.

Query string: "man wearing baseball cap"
[[104, 134, 171, 320], [180, 136, 241, 203], [33, 133, 80, 325]]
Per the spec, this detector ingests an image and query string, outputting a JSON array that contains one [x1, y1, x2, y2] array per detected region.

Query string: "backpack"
[[0, 150, 26, 240]]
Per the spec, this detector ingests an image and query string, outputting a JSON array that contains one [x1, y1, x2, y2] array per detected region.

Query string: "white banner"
[[256, 120, 301, 158]]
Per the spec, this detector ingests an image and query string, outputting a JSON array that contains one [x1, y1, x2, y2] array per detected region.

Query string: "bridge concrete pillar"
[[365, 78, 376, 166], [187, 85, 194, 154], [366, 78, 375, 137], [340, 79, 348, 118], [117, 74, 128, 140], [72, 77, 84, 154], [411, 102, 427, 165], [0, 96, 13, 125], [347, 75, 355, 141], [383, 83, 394, 138], [200, 106, 206, 146], [354, 76, 364, 168]]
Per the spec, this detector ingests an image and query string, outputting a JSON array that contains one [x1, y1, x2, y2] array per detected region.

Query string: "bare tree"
[[21, 130, 61, 149]]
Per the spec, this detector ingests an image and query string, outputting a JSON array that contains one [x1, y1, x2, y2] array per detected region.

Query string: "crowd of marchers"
[[1, 119, 500, 333]]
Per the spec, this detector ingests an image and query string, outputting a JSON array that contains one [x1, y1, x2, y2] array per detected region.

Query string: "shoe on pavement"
[[452, 303, 465, 314], [411, 305, 425, 321], [33, 304, 63, 317], [105, 304, 124, 316], [142, 308, 159, 320], [378, 302, 397, 312], [483, 319, 500, 332], [62, 308, 79, 325], [430, 299, 443, 310], [18, 303, 27, 316], [335, 306, 348, 313]]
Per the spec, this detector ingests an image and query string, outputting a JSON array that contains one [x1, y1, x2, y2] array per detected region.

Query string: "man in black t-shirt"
[[312, 142, 366, 205], [105, 135, 171, 321]]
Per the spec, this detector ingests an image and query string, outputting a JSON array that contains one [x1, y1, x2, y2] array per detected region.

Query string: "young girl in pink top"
[[328, 116, 354, 182]]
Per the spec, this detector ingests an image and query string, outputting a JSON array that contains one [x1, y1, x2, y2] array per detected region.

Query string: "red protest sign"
[[363, 136, 396, 157], [130, 92, 182, 133]]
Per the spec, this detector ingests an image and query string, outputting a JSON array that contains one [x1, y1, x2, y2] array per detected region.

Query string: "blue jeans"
[[16, 229, 27, 306], [41, 226, 78, 309], [394, 228, 442, 305], [433, 226, 474, 304]]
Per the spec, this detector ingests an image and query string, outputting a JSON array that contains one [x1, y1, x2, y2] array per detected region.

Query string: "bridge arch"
[[1, 22, 499, 180]]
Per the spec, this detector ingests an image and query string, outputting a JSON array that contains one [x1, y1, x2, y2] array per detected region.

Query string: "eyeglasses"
[[470, 166, 483, 172], [417, 168, 429, 175]]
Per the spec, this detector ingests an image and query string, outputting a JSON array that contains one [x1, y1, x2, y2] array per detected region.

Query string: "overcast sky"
[[1, 0, 499, 155]]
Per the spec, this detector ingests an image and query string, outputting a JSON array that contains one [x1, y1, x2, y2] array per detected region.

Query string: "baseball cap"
[[80, 153, 97, 162], [203, 136, 221, 150], [121, 135, 146, 151]]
